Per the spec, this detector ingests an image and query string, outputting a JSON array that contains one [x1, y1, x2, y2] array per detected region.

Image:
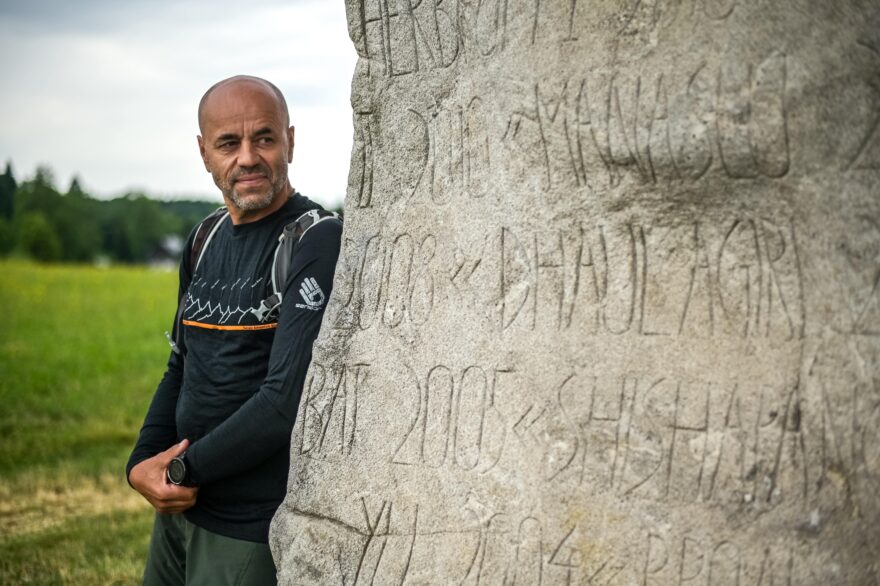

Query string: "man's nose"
[[238, 140, 259, 167]]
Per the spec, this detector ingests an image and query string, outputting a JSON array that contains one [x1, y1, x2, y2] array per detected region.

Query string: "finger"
[[154, 500, 197, 515], [163, 504, 188, 511], [166, 485, 199, 499], [156, 495, 197, 509], [152, 497, 194, 511], [150, 487, 197, 509], [158, 484, 197, 497], [160, 439, 190, 463]]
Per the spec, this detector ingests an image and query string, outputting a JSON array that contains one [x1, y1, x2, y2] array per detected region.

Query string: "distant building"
[[149, 234, 184, 270]]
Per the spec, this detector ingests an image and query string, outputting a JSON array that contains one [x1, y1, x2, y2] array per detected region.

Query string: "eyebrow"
[[215, 132, 240, 143], [213, 127, 276, 144]]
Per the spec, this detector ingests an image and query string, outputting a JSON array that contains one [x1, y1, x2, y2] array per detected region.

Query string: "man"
[[127, 75, 342, 585]]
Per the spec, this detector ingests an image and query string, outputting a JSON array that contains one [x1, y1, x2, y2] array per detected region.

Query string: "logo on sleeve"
[[295, 277, 326, 311]]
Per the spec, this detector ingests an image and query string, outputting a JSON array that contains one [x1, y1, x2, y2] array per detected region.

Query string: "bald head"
[[198, 75, 289, 133], [196, 75, 296, 224]]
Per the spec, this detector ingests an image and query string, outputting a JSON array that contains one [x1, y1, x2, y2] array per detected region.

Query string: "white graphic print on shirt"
[[183, 276, 274, 326]]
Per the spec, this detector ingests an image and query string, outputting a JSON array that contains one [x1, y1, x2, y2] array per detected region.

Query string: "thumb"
[[162, 439, 190, 461]]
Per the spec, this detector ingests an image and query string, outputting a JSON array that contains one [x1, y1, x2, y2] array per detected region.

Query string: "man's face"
[[197, 81, 294, 214]]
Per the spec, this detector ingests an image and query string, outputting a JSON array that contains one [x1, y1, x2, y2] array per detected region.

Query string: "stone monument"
[[271, 1, 880, 583]]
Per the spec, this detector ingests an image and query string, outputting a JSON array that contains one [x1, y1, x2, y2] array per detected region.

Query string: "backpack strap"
[[164, 206, 228, 354], [191, 207, 229, 274], [250, 209, 342, 322]]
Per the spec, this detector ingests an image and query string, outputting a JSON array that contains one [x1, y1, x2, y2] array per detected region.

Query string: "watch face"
[[168, 458, 186, 485]]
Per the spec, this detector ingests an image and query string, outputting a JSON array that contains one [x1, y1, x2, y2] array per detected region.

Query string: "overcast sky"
[[0, 0, 357, 209]]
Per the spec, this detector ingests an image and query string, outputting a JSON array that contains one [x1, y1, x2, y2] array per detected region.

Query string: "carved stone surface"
[[270, 1, 880, 583]]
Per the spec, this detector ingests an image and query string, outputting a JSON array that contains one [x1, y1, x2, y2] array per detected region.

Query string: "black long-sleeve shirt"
[[127, 193, 341, 542]]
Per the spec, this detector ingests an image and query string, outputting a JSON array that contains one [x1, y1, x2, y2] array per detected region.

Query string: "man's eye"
[[218, 142, 237, 150], [258, 137, 274, 145]]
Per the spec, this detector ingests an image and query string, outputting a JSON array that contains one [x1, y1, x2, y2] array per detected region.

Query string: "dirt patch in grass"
[[0, 473, 147, 539]]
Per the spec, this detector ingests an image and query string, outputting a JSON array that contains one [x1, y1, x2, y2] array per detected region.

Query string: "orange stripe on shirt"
[[182, 320, 278, 331]]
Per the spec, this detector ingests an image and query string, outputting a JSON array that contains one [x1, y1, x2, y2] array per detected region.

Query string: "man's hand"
[[128, 439, 198, 514]]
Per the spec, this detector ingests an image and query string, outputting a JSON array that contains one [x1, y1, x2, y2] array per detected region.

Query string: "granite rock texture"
[[270, 1, 880, 583]]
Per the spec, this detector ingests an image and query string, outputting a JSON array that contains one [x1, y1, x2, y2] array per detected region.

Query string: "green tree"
[[55, 200, 101, 262], [15, 167, 102, 262], [6, 164, 220, 264], [0, 161, 16, 220], [100, 193, 170, 262], [59, 176, 101, 261], [33, 165, 55, 189], [15, 170, 62, 218], [0, 217, 15, 255], [18, 212, 61, 262], [67, 176, 86, 198]]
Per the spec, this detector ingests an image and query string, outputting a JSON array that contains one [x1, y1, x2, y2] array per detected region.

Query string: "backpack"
[[165, 207, 342, 354]]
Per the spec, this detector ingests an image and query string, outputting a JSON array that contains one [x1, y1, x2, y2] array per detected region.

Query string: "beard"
[[229, 185, 275, 211], [215, 163, 289, 212]]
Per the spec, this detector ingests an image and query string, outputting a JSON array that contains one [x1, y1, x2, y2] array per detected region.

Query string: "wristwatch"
[[167, 453, 191, 486]]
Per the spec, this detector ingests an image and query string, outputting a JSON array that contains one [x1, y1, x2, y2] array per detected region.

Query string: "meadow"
[[0, 260, 178, 584]]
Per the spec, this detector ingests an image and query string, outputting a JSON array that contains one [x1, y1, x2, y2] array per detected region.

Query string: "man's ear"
[[197, 135, 210, 172], [287, 126, 295, 163]]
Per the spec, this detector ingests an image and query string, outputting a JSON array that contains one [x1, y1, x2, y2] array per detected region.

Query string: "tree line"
[[0, 162, 223, 264]]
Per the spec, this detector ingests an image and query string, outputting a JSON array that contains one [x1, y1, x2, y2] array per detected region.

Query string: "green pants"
[[143, 513, 277, 586]]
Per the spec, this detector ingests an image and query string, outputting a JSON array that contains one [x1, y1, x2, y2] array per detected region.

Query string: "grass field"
[[0, 260, 178, 584]]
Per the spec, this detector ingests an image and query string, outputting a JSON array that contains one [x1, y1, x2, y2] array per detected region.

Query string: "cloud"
[[0, 0, 356, 208]]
